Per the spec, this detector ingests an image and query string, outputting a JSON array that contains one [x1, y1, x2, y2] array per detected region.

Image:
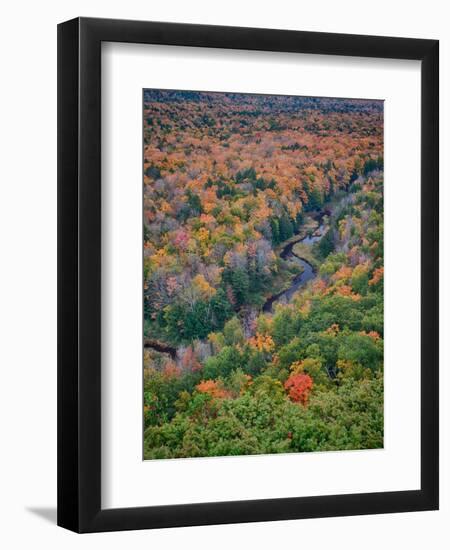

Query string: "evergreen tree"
[[279, 213, 294, 241], [186, 189, 202, 214], [270, 218, 280, 244], [230, 268, 250, 307], [307, 186, 323, 211], [317, 229, 335, 258], [210, 289, 233, 329]]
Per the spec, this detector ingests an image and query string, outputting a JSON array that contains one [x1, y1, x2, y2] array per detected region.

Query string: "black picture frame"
[[57, 17, 439, 533]]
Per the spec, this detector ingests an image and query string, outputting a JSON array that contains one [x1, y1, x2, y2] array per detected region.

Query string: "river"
[[262, 222, 326, 313]]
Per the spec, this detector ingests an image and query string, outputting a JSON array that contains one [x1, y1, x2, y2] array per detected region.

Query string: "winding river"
[[145, 213, 330, 358], [262, 223, 326, 313]]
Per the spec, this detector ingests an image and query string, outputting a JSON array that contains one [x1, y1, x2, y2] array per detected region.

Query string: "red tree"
[[284, 374, 313, 406]]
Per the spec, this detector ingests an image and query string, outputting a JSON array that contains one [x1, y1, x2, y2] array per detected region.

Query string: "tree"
[[230, 268, 250, 306], [249, 375, 285, 402], [186, 189, 202, 215], [317, 228, 334, 258], [338, 333, 383, 372], [271, 307, 301, 346], [290, 357, 330, 387], [226, 368, 252, 397], [145, 164, 161, 180], [210, 288, 233, 329], [196, 379, 229, 399], [307, 186, 323, 211], [203, 346, 244, 379], [276, 337, 304, 370], [279, 213, 294, 241], [223, 317, 245, 346], [351, 264, 369, 295], [284, 373, 313, 405], [270, 218, 280, 244], [164, 301, 212, 343]]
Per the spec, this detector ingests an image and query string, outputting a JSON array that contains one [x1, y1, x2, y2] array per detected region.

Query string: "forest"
[[143, 90, 384, 459]]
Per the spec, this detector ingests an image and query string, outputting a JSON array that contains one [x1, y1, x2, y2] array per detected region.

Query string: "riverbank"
[[292, 241, 320, 269], [262, 218, 327, 313]]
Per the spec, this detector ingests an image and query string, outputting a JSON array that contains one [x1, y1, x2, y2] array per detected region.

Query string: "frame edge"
[[57, 17, 81, 533]]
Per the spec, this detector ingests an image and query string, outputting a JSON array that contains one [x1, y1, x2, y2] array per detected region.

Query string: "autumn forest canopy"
[[143, 90, 384, 459]]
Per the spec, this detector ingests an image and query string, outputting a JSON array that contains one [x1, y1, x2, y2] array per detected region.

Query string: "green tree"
[[271, 307, 301, 346], [230, 268, 250, 306], [317, 229, 334, 259], [223, 317, 245, 346], [338, 333, 383, 372], [279, 213, 294, 241], [270, 218, 280, 244], [210, 288, 233, 328], [203, 345, 244, 379], [307, 186, 323, 211], [186, 189, 202, 215]]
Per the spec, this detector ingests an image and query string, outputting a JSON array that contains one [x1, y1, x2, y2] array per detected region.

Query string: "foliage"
[[284, 373, 314, 405], [142, 91, 384, 459]]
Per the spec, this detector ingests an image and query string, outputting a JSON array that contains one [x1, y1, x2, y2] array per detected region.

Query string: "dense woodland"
[[143, 90, 384, 459]]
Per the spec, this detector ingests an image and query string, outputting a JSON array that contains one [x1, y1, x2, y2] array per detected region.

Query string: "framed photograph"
[[57, 17, 439, 532]]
